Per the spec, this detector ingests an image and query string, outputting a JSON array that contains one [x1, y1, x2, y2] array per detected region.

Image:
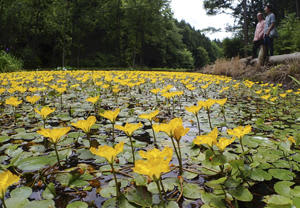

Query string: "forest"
[[0, 1, 300, 208], [0, 0, 299, 70]]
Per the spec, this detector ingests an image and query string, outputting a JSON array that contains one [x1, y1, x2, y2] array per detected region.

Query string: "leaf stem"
[[170, 137, 182, 175], [1, 197, 7, 208], [110, 163, 120, 199], [195, 114, 201, 135], [207, 108, 213, 130], [155, 179, 163, 202], [54, 143, 61, 168], [176, 140, 183, 175], [129, 136, 135, 163], [150, 120, 157, 147]]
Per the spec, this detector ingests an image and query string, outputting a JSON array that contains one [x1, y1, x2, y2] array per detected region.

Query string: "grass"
[[202, 58, 300, 88]]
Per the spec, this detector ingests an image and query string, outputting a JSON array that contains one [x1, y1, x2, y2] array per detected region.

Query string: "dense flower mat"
[[0, 70, 299, 208]]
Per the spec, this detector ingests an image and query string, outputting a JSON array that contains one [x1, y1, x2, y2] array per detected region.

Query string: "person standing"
[[252, 13, 265, 59], [264, 4, 277, 57]]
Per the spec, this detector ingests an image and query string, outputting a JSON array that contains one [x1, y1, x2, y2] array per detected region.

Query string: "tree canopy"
[[0, 0, 222, 69]]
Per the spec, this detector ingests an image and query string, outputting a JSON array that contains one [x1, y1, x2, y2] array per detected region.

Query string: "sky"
[[170, 0, 234, 40]]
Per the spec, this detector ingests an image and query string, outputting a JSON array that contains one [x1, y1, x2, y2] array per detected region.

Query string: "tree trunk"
[[242, 0, 249, 57], [116, 0, 122, 66], [296, 0, 300, 17], [240, 52, 300, 65]]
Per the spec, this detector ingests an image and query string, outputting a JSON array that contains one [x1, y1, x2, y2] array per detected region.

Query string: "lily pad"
[[126, 186, 152, 207]]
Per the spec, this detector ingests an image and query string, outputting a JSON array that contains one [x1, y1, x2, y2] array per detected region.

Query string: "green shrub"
[[275, 13, 300, 55], [0, 51, 23, 72], [178, 48, 194, 69]]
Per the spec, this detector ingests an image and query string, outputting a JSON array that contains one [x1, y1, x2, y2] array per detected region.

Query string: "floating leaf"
[[229, 186, 253, 202], [16, 155, 57, 171], [268, 169, 295, 181], [274, 181, 294, 197], [66, 201, 88, 208], [126, 186, 152, 207], [183, 183, 203, 199]]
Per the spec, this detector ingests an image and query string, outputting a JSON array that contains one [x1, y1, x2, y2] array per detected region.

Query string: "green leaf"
[[291, 186, 300, 197], [56, 172, 92, 188], [42, 183, 56, 200], [264, 195, 292, 205], [182, 171, 198, 179], [100, 186, 116, 198], [125, 186, 152, 207], [102, 196, 137, 208], [229, 186, 253, 202], [274, 181, 294, 197], [268, 169, 295, 180], [183, 183, 203, 199], [16, 155, 57, 171], [24, 200, 55, 208], [5, 198, 29, 208], [206, 177, 227, 189], [250, 168, 272, 181], [66, 201, 88, 208], [200, 192, 227, 208], [133, 174, 147, 186], [0, 135, 10, 143], [293, 197, 300, 207], [10, 186, 32, 199]]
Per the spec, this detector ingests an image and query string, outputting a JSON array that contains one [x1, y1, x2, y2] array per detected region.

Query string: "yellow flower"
[[90, 142, 124, 164], [255, 90, 262, 94], [287, 136, 296, 144], [154, 118, 183, 138], [139, 110, 160, 121], [279, 93, 287, 98], [198, 99, 216, 110], [133, 147, 172, 179], [35, 106, 55, 119], [264, 89, 271, 93], [99, 108, 120, 123], [193, 128, 218, 147], [227, 125, 251, 139], [71, 116, 96, 133], [215, 98, 227, 106], [261, 94, 271, 100], [86, 96, 100, 104], [115, 122, 143, 137], [219, 87, 229, 93], [102, 84, 109, 89], [0, 170, 20, 199], [216, 137, 235, 151], [26, 95, 41, 105], [5, 96, 22, 107], [152, 123, 162, 132], [161, 92, 174, 99], [185, 105, 202, 115], [201, 84, 210, 89], [0, 88, 5, 94], [37, 127, 71, 143], [56, 87, 67, 94], [173, 125, 190, 141], [112, 88, 120, 94], [138, 147, 173, 162]]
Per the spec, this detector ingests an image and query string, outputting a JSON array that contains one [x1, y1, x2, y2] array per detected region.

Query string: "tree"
[[194, 47, 209, 68], [222, 38, 244, 58]]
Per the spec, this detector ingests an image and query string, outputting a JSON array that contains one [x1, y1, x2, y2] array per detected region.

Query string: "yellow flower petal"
[[0, 170, 20, 198]]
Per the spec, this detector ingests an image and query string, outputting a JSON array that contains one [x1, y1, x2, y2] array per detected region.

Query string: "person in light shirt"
[[252, 13, 265, 59]]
